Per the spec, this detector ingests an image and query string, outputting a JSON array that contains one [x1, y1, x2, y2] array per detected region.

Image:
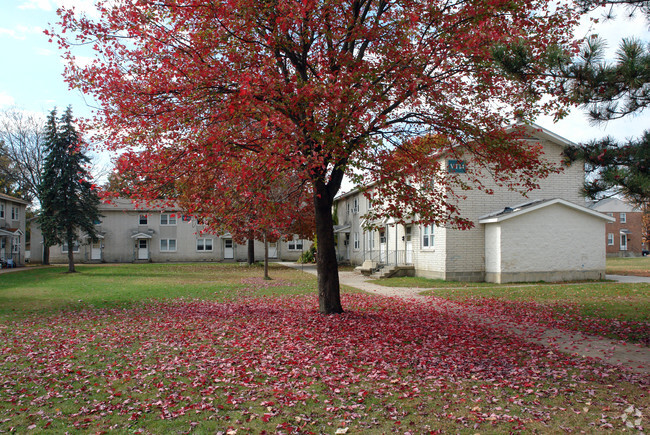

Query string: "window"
[[353, 232, 360, 250], [11, 237, 19, 253], [620, 213, 627, 223], [160, 239, 177, 252], [620, 234, 628, 251], [379, 230, 386, 244], [607, 233, 614, 245], [422, 225, 434, 248], [353, 198, 359, 214], [11, 206, 18, 220], [160, 213, 177, 225], [139, 214, 148, 225], [288, 237, 303, 251], [196, 238, 213, 251], [346, 202, 350, 215], [61, 241, 80, 253], [0, 203, 4, 218]]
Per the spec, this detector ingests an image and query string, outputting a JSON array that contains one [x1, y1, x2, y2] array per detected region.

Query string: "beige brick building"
[[30, 198, 311, 264], [334, 124, 613, 283]]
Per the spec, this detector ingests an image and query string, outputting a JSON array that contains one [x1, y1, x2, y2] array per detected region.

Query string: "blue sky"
[[0, 1, 648, 152]]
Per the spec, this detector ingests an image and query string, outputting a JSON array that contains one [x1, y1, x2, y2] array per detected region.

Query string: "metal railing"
[[364, 249, 412, 266]]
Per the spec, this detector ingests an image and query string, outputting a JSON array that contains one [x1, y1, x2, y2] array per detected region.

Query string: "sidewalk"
[[280, 263, 650, 375]]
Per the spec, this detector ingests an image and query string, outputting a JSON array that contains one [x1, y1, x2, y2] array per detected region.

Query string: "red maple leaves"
[[0, 292, 646, 432]]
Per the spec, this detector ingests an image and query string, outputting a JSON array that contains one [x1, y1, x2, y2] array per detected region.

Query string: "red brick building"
[[591, 198, 645, 256]]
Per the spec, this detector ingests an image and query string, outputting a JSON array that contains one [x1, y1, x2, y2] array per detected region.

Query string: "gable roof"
[[589, 197, 640, 213], [0, 193, 30, 206], [478, 198, 615, 224]]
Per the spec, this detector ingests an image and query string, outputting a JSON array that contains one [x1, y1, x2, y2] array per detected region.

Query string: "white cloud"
[[65, 55, 95, 68], [36, 47, 55, 56], [0, 28, 25, 40], [0, 25, 44, 40], [18, 0, 53, 11], [0, 92, 16, 108], [56, 0, 103, 18]]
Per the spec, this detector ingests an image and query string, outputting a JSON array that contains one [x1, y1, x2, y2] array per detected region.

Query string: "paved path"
[[280, 263, 650, 375]]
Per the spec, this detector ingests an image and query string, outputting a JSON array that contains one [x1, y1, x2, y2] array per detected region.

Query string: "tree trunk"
[[247, 237, 254, 265], [43, 244, 50, 265], [263, 232, 270, 280], [67, 234, 75, 273], [314, 181, 343, 314]]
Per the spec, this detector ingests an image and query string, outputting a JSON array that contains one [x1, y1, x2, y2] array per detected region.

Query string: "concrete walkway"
[[280, 263, 650, 375]]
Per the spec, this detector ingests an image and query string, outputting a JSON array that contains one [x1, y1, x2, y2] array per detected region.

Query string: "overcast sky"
[[0, 0, 647, 173]]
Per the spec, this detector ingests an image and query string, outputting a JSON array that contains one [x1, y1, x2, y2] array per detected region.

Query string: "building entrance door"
[[224, 239, 234, 259], [138, 239, 148, 260], [91, 241, 102, 260]]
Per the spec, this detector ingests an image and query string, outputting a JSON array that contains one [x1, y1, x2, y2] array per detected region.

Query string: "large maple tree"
[[52, 0, 577, 313]]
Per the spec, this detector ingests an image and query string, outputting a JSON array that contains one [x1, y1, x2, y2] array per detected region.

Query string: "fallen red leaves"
[[444, 297, 650, 345], [0, 293, 646, 432]]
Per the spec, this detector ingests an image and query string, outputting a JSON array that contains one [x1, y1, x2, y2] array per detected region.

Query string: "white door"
[[379, 229, 387, 262], [405, 226, 413, 264], [138, 239, 148, 260], [620, 234, 628, 251], [224, 239, 234, 259], [91, 241, 102, 260], [268, 242, 277, 258], [0, 238, 5, 260]]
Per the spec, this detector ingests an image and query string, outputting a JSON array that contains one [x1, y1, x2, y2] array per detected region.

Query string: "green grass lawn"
[[0, 263, 316, 319], [0, 263, 647, 433], [606, 256, 650, 276]]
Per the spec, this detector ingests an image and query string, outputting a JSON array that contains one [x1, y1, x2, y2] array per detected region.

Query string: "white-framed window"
[[0, 203, 4, 218], [353, 232, 360, 250], [139, 214, 148, 225], [620, 213, 627, 223], [196, 238, 213, 251], [607, 233, 614, 246], [61, 241, 80, 253], [288, 237, 303, 251], [160, 213, 177, 225], [620, 234, 628, 251], [11, 206, 18, 220], [160, 239, 177, 252], [11, 237, 19, 253], [346, 202, 350, 215], [353, 198, 359, 214], [422, 225, 434, 248]]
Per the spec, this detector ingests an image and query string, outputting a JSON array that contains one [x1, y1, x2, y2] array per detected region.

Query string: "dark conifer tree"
[[37, 106, 101, 272]]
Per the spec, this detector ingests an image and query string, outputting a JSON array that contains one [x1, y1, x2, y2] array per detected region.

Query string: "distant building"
[[0, 193, 28, 267], [30, 198, 311, 264], [590, 198, 645, 257]]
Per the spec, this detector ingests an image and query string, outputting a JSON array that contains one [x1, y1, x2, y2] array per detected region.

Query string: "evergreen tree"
[[494, 0, 650, 205], [37, 107, 101, 272]]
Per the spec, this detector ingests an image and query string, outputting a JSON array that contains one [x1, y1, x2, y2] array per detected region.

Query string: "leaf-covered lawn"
[[0, 295, 647, 432], [420, 283, 650, 344], [0, 265, 648, 432]]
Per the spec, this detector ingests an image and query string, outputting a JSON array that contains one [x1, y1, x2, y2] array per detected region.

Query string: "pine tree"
[[493, 1, 650, 205], [37, 107, 101, 272]]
